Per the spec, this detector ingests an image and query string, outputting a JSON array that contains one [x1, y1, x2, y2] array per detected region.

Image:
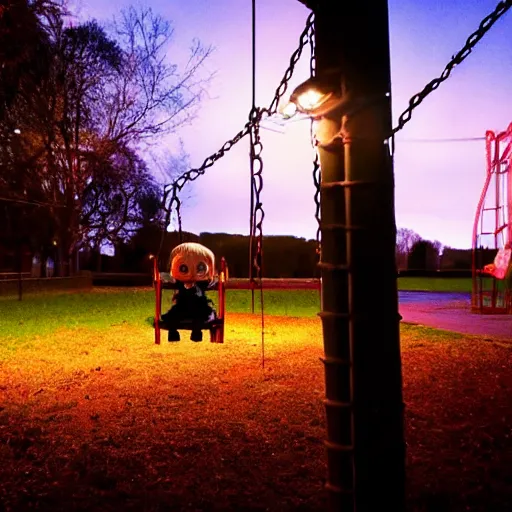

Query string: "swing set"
[[472, 122, 512, 314], [152, 254, 228, 344], [150, 0, 512, 353], [152, 10, 322, 354]]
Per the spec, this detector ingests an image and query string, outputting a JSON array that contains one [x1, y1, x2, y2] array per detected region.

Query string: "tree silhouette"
[[0, 4, 212, 274]]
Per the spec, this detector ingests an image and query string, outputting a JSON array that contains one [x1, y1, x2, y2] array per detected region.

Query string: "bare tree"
[[150, 139, 191, 183], [1, 5, 213, 275], [102, 6, 214, 145], [79, 145, 161, 270], [81, 146, 160, 247], [396, 227, 422, 270]]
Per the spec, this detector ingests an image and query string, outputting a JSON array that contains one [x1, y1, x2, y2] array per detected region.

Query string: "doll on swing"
[[160, 242, 218, 342]]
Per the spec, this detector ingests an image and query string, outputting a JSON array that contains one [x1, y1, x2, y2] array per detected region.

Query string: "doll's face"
[[171, 253, 211, 283]]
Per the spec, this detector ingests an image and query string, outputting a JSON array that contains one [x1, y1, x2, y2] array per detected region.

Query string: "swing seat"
[[156, 316, 224, 343], [152, 257, 228, 345], [481, 246, 511, 280]]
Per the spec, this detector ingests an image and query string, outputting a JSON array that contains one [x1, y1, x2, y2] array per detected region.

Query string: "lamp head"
[[293, 88, 330, 112], [288, 70, 342, 118]]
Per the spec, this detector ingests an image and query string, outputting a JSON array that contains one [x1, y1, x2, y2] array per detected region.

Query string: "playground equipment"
[[153, 254, 228, 345], [472, 123, 512, 314]]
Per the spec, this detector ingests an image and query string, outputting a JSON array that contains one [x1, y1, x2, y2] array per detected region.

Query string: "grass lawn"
[[0, 288, 321, 343], [0, 278, 477, 343], [0, 288, 510, 511], [397, 277, 474, 293]]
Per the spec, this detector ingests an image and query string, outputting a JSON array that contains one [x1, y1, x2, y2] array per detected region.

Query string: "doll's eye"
[[179, 264, 188, 273], [197, 262, 206, 273]]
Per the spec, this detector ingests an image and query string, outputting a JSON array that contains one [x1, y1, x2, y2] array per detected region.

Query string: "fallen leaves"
[[0, 314, 510, 511]]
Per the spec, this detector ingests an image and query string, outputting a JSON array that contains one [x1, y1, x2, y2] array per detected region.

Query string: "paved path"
[[398, 291, 512, 341]]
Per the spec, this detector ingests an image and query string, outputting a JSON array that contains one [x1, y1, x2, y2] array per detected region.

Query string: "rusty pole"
[[307, 1, 406, 510]]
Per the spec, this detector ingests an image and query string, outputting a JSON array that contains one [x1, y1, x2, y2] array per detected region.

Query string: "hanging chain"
[[249, 0, 257, 311], [308, 18, 322, 275], [160, 0, 511, 233], [161, 123, 252, 235], [171, 125, 252, 193], [156, 183, 183, 268], [160, 13, 315, 240], [264, 12, 315, 116], [249, 109, 265, 281], [248, 107, 266, 367], [392, 0, 512, 136], [311, 146, 321, 265], [171, 184, 183, 242]]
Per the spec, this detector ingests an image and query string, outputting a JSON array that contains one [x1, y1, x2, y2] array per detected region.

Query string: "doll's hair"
[[170, 242, 215, 280]]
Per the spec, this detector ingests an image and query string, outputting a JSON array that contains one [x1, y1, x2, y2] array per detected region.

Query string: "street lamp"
[[284, 5, 406, 507], [281, 71, 343, 119]]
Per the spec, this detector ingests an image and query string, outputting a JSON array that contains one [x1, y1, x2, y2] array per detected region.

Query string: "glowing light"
[[280, 101, 297, 119], [13, 128, 21, 135], [288, 71, 342, 118], [295, 89, 330, 112]]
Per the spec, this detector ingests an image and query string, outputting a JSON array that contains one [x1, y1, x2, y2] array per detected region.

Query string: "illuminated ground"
[[0, 309, 511, 511]]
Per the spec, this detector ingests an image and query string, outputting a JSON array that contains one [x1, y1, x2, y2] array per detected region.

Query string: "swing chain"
[[249, 107, 265, 279], [265, 12, 315, 116], [392, 0, 512, 136], [157, 184, 183, 265], [164, 123, 252, 197], [161, 11, 316, 237], [162, 123, 253, 236], [161, 184, 183, 234], [308, 18, 321, 266], [249, 106, 266, 369]]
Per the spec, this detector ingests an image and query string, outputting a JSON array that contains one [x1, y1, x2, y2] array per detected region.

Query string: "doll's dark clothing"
[[161, 280, 216, 341]]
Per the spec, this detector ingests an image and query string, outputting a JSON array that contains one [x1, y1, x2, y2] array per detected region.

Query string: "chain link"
[[308, 19, 322, 271], [166, 123, 252, 196], [159, 0, 511, 262], [250, 109, 265, 281], [265, 12, 315, 116], [160, 123, 251, 242], [392, 0, 512, 136], [160, 13, 314, 241], [249, 108, 266, 367]]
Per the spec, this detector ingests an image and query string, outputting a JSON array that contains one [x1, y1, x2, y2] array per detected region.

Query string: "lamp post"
[[295, 1, 405, 510]]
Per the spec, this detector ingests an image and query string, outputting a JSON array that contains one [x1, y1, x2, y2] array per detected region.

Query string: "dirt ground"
[[0, 313, 511, 511]]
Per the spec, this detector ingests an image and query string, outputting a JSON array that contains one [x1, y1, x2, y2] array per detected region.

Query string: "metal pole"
[[312, 1, 405, 510]]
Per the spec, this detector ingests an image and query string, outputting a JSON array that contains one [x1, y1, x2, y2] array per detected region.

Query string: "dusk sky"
[[72, 0, 512, 249]]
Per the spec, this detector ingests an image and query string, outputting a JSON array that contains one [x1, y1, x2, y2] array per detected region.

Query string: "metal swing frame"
[[151, 11, 320, 362], [472, 123, 512, 314]]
